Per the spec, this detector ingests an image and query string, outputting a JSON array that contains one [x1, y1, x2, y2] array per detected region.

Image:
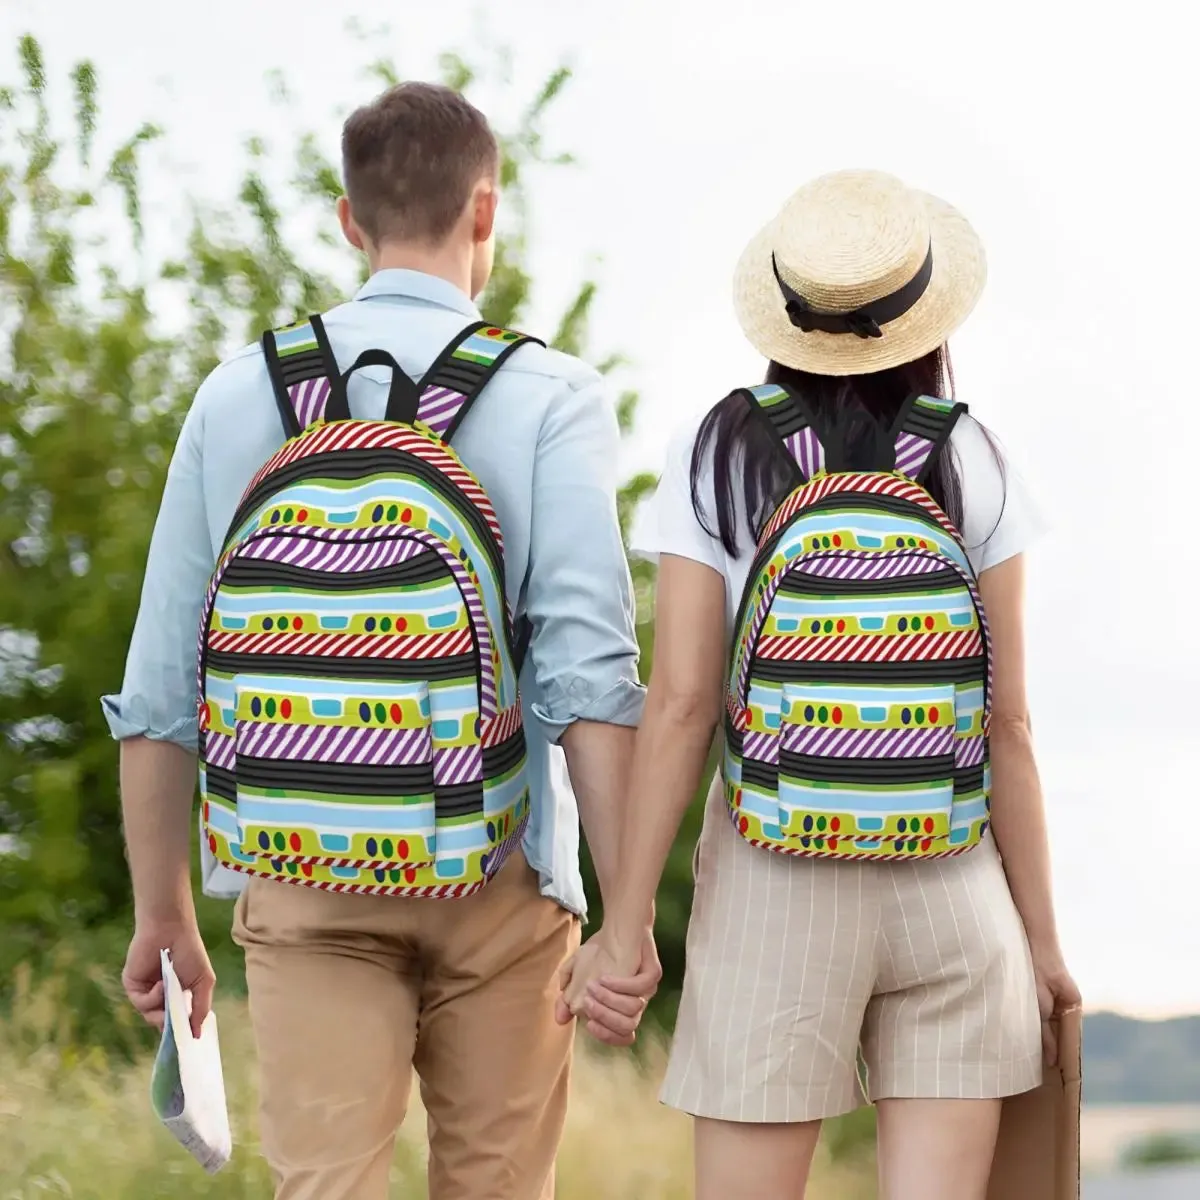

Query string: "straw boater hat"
[[733, 169, 986, 376]]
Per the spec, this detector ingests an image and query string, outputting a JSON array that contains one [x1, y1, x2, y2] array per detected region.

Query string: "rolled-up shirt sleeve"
[[524, 375, 645, 741], [101, 387, 216, 751]]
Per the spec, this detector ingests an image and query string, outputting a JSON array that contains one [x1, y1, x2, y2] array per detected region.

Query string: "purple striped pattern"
[[742, 730, 780, 765], [417, 385, 468, 437], [894, 431, 934, 480], [205, 731, 237, 771], [782, 723, 954, 759], [236, 721, 433, 766], [798, 550, 945, 581], [239, 533, 429, 573], [955, 734, 987, 768], [433, 744, 484, 786], [784, 426, 825, 480], [288, 377, 332, 431]]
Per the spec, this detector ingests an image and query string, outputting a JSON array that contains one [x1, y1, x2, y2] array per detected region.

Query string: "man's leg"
[[233, 878, 421, 1200], [414, 855, 580, 1200]]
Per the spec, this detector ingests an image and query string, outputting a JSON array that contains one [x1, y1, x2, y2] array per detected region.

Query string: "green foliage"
[[1120, 1131, 1200, 1170], [0, 33, 704, 1048]]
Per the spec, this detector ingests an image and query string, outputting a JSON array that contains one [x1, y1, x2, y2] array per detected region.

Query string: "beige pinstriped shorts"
[[661, 778, 1043, 1123]]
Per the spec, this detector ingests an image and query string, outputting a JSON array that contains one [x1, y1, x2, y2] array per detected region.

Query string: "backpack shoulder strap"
[[261, 314, 350, 437], [889, 393, 968, 483], [416, 322, 545, 442], [739, 382, 826, 484]]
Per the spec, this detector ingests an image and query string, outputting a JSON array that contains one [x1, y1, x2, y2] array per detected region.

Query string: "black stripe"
[[204, 650, 478, 682], [482, 729, 527, 778], [204, 752, 520, 818], [278, 348, 330, 383], [204, 762, 236, 802], [750, 656, 986, 686], [741, 758, 778, 790], [778, 568, 962, 597], [733, 753, 987, 795], [237, 756, 434, 797], [780, 752, 955, 785], [429, 361, 487, 393], [902, 406, 950, 441], [221, 551, 450, 593], [954, 764, 986, 794], [226, 447, 503, 581], [765, 402, 812, 440], [435, 782, 484, 817], [724, 718, 743, 758]]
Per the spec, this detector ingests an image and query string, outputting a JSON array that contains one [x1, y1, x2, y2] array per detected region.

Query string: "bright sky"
[[4, 0, 1197, 1017]]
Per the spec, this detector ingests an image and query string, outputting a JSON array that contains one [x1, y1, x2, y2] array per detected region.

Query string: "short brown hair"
[[341, 82, 499, 245]]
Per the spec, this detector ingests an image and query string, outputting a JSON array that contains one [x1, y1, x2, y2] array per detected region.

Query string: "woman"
[[562, 170, 1080, 1200]]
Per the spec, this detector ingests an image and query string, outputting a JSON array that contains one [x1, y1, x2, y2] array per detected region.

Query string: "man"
[[104, 82, 658, 1200]]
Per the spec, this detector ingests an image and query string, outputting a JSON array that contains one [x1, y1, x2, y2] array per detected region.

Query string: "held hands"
[[555, 926, 662, 1047]]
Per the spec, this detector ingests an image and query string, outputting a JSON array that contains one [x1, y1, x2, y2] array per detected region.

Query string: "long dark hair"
[[690, 345, 1001, 556]]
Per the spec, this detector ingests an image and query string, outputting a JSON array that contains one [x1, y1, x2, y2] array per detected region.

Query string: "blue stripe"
[[215, 581, 463, 617], [782, 683, 955, 705], [770, 592, 974, 618], [232, 676, 430, 706], [274, 324, 317, 351], [780, 517, 969, 573], [779, 781, 954, 813], [237, 795, 435, 832]]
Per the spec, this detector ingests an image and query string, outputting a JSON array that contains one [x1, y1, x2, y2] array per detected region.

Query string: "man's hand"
[[555, 927, 661, 1047], [123, 919, 215, 1039]]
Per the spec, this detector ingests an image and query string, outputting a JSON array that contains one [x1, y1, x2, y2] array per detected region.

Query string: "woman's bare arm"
[[977, 554, 1062, 952], [567, 553, 727, 991]]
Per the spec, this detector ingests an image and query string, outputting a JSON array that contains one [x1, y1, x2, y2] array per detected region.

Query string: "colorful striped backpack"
[[724, 383, 991, 861], [198, 315, 539, 897]]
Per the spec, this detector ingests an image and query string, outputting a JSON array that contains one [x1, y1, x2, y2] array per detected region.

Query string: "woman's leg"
[[875, 1098, 1001, 1200], [694, 1117, 823, 1200], [863, 841, 1042, 1200]]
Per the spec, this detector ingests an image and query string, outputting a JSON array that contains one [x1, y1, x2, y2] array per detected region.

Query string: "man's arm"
[[523, 373, 646, 911], [103, 393, 218, 1036]]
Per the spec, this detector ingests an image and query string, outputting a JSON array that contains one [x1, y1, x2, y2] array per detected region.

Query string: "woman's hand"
[[1031, 943, 1081, 1066], [555, 927, 660, 1047]]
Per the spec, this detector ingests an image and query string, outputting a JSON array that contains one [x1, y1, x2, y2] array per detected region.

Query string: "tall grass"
[[0, 966, 875, 1198]]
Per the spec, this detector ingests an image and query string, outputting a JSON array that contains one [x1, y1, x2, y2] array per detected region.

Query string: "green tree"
[[1, 32, 701, 1046]]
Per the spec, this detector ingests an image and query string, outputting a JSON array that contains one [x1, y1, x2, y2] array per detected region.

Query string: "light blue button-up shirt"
[[102, 269, 645, 917]]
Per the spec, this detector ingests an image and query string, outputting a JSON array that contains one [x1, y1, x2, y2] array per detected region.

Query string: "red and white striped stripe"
[[761, 471, 962, 545], [207, 628, 472, 661], [243, 421, 505, 549], [756, 628, 983, 664], [482, 702, 524, 748], [744, 836, 976, 862], [220, 859, 487, 899]]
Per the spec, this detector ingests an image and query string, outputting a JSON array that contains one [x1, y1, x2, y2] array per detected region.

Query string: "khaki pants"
[[232, 855, 580, 1200]]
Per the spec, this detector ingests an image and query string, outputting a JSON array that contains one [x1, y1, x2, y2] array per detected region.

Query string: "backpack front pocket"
[[232, 674, 437, 871], [776, 682, 957, 847]]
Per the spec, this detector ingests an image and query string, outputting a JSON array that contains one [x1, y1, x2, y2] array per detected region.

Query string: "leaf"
[[437, 52, 474, 93], [69, 62, 97, 166], [366, 59, 401, 89], [616, 389, 640, 435], [550, 280, 596, 357]]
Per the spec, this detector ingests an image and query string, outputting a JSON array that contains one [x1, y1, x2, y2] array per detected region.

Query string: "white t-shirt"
[[633, 409, 1046, 628]]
